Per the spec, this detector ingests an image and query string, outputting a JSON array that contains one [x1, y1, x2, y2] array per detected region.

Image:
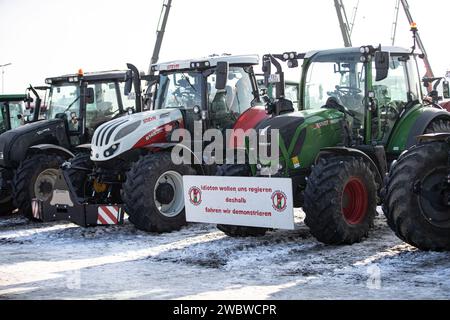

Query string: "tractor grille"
[[94, 119, 128, 147]]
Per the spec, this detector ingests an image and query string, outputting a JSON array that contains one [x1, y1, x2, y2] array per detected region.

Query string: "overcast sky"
[[0, 0, 448, 92]]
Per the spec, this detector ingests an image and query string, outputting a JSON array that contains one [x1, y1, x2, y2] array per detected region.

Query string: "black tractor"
[[0, 65, 142, 217]]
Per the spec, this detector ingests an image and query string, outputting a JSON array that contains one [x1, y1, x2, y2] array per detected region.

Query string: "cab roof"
[[304, 46, 412, 59], [46, 70, 128, 84], [153, 54, 259, 72]]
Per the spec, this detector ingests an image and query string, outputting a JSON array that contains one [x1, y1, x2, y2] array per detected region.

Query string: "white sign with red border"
[[183, 176, 294, 230]]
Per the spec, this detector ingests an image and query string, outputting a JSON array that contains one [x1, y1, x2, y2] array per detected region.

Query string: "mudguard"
[[29, 144, 75, 158], [315, 147, 384, 188]]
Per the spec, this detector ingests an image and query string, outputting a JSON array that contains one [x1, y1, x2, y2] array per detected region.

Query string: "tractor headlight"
[[0, 152, 3, 160], [114, 121, 141, 141], [104, 144, 120, 158]]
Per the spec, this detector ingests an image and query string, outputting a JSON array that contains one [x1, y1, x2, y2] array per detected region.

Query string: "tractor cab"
[[147, 55, 261, 134], [301, 46, 423, 145], [0, 85, 48, 133], [45, 68, 141, 146], [263, 46, 448, 156], [0, 95, 28, 133]]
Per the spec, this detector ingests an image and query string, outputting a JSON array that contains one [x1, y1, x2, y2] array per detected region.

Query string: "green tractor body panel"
[[386, 104, 450, 155]]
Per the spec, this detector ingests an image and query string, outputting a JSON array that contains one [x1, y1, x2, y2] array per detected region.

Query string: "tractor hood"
[[91, 109, 184, 162], [0, 119, 69, 168], [253, 108, 345, 169]]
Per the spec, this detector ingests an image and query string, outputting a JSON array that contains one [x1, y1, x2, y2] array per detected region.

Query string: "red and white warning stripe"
[[97, 206, 121, 225]]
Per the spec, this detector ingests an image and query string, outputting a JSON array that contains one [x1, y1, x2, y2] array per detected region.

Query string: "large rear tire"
[[216, 164, 270, 237], [122, 152, 196, 233], [304, 157, 377, 245], [384, 141, 450, 251], [12, 153, 65, 219]]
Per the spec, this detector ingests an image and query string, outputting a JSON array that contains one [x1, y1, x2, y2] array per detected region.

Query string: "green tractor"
[[384, 133, 450, 251], [215, 45, 450, 245]]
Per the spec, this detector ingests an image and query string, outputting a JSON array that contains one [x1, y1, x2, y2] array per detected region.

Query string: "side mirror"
[[124, 70, 133, 96], [375, 51, 390, 82], [443, 80, 450, 99], [85, 87, 95, 104], [262, 57, 272, 87], [215, 61, 229, 90]]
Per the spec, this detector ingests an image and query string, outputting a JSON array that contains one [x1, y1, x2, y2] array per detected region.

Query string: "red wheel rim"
[[342, 177, 368, 225]]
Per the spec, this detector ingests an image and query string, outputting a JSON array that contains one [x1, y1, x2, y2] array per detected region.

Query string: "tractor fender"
[[315, 147, 384, 188], [405, 110, 450, 148], [147, 142, 205, 175], [76, 144, 91, 150], [417, 133, 450, 144], [28, 144, 75, 159]]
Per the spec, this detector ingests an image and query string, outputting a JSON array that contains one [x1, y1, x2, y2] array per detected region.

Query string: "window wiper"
[[63, 96, 80, 113], [181, 73, 197, 93]]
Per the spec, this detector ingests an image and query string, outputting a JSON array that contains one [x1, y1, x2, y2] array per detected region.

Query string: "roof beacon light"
[[78, 69, 84, 77], [410, 22, 418, 32]]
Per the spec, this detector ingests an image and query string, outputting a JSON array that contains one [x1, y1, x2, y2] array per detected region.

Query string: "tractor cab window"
[[155, 72, 202, 110], [8, 101, 24, 129], [48, 84, 80, 132], [305, 57, 365, 122], [207, 66, 254, 129], [373, 56, 411, 143], [0, 103, 7, 132], [85, 82, 121, 132]]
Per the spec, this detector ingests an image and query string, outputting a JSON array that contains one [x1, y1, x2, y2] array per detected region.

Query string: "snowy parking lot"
[[0, 209, 449, 300]]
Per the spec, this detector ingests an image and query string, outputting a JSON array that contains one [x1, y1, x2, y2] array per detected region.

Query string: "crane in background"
[[334, 0, 359, 47], [148, 0, 172, 76], [392, 0, 434, 79]]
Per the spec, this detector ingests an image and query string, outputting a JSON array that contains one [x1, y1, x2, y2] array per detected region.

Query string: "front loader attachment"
[[31, 169, 125, 227]]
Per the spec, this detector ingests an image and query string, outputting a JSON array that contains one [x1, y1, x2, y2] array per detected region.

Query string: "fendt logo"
[[271, 191, 287, 212], [188, 186, 202, 206]]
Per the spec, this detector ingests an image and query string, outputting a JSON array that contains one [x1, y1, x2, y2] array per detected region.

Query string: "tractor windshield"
[[304, 53, 365, 119], [48, 84, 80, 124], [0, 103, 6, 132], [0, 101, 25, 132], [155, 72, 202, 110], [7, 101, 24, 129]]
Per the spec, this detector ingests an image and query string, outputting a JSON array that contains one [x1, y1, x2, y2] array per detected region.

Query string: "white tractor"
[[32, 54, 270, 233]]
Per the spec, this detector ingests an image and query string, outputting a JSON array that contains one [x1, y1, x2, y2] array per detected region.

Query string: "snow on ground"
[[0, 209, 449, 300]]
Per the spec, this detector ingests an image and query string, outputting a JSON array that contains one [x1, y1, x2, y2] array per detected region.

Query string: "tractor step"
[[31, 169, 124, 227]]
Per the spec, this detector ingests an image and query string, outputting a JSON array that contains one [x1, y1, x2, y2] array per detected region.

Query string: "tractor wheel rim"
[[418, 167, 450, 228], [342, 177, 368, 225], [154, 170, 184, 218], [34, 168, 59, 202]]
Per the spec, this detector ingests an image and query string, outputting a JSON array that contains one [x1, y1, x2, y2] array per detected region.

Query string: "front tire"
[[65, 153, 94, 198], [304, 157, 377, 245], [122, 152, 196, 233], [384, 141, 450, 251], [12, 153, 65, 219], [216, 164, 269, 238]]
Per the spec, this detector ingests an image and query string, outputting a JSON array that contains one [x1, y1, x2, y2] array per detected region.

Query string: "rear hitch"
[[31, 169, 125, 227]]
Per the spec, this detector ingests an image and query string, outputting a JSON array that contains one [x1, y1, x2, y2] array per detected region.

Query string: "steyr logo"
[[271, 191, 287, 212], [188, 187, 202, 206]]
